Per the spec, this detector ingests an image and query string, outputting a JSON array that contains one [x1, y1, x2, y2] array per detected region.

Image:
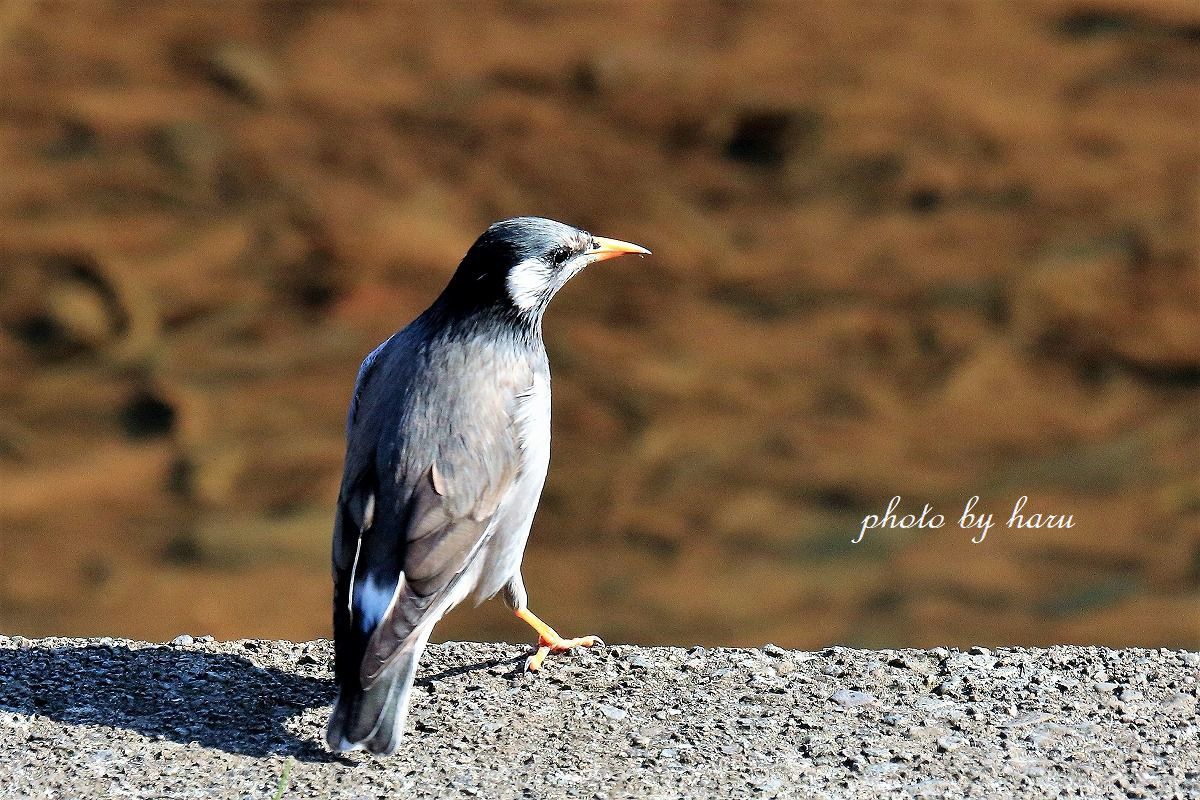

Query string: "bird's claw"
[[538, 633, 604, 652], [524, 634, 604, 672]]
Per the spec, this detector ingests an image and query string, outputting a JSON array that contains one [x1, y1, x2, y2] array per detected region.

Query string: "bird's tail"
[[326, 629, 431, 756]]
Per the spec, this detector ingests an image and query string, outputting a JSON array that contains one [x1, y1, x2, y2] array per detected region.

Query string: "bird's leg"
[[514, 608, 604, 672]]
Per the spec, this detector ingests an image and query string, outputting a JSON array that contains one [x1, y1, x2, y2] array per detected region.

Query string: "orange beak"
[[585, 235, 652, 263]]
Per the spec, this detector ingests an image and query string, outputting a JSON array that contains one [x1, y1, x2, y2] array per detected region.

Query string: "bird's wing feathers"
[[330, 337, 390, 576], [403, 457, 516, 590], [338, 335, 532, 687], [358, 460, 513, 684]]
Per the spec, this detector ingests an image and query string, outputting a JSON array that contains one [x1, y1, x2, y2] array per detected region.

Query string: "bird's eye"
[[551, 247, 573, 267]]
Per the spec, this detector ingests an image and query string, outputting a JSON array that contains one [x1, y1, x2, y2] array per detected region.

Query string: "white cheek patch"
[[506, 257, 554, 313], [559, 256, 589, 284]]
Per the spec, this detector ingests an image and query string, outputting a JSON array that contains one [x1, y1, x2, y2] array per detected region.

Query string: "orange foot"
[[515, 608, 604, 672]]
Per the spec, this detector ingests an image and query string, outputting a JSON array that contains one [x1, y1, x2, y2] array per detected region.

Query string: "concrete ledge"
[[1, 636, 1197, 798]]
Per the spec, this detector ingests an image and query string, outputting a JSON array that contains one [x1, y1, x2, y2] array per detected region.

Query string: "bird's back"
[[345, 316, 547, 510], [328, 313, 550, 752]]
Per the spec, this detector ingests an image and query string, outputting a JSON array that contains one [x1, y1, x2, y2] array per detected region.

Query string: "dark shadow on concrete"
[[0, 642, 525, 763], [0, 643, 347, 763], [417, 652, 527, 686]]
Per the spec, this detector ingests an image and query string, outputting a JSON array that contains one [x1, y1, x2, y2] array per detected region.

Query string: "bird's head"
[[439, 217, 650, 324]]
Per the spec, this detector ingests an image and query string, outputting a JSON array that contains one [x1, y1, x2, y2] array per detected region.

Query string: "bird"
[[325, 216, 650, 755]]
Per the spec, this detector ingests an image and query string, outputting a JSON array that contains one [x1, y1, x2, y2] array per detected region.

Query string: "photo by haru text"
[[855, 496, 1074, 544]]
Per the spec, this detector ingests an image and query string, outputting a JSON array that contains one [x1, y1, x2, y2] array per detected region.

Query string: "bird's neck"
[[423, 290, 545, 351]]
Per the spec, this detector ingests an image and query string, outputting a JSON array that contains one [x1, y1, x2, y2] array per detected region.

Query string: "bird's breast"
[[513, 370, 552, 472]]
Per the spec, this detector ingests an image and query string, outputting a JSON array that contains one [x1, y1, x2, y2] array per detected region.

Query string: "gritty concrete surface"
[[0, 637, 1198, 799]]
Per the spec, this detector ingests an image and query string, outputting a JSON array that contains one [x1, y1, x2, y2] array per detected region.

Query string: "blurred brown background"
[[1, 1, 1198, 649]]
